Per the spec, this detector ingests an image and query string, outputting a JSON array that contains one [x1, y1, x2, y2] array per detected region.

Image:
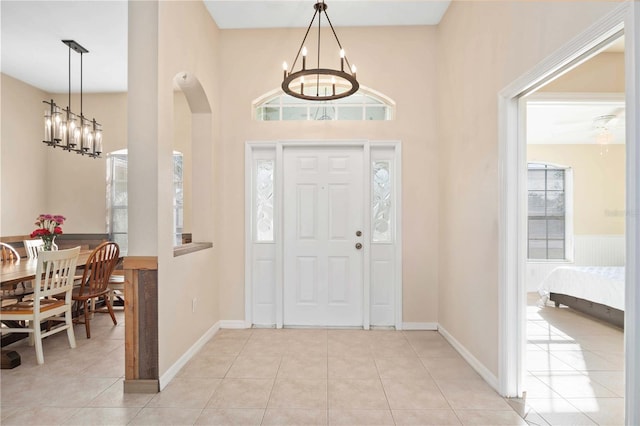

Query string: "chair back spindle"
[[0, 242, 20, 262], [78, 242, 120, 297]]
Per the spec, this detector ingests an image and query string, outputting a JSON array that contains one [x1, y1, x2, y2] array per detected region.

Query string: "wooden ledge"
[[173, 242, 213, 257], [124, 256, 158, 270]]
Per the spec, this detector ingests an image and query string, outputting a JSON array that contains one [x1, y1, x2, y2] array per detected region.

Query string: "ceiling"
[[0, 0, 450, 94], [527, 98, 626, 145]]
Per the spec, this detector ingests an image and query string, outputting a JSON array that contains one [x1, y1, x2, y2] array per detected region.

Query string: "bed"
[[538, 266, 625, 328]]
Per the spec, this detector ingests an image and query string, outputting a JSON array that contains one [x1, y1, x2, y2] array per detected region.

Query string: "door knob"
[[355, 243, 363, 250], [356, 230, 362, 237]]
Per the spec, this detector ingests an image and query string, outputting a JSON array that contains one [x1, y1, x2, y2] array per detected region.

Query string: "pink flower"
[[31, 214, 65, 239]]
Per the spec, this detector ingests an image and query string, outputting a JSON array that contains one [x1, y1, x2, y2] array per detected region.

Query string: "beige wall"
[[436, 1, 621, 377], [1, 74, 49, 235], [155, 0, 221, 375], [528, 144, 625, 235], [0, 75, 127, 235], [216, 26, 439, 323]]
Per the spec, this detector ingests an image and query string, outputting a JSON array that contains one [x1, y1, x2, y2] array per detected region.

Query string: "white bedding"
[[538, 266, 625, 311]]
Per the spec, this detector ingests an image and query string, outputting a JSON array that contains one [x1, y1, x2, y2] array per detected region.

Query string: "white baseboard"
[[438, 325, 499, 392], [159, 321, 221, 390], [402, 322, 439, 330], [219, 320, 252, 329]]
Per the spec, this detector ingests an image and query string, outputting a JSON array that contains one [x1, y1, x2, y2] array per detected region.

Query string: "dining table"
[[0, 249, 93, 288], [1, 248, 94, 352]]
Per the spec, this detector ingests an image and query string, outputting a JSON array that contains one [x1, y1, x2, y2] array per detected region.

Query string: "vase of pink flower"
[[30, 214, 65, 251]]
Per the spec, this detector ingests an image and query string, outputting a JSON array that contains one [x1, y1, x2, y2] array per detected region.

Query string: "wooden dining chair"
[[0, 247, 80, 364], [0, 242, 20, 262], [0, 242, 32, 303], [68, 241, 120, 338]]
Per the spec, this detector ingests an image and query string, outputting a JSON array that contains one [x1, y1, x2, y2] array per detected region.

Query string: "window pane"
[[310, 105, 335, 121], [338, 107, 363, 120], [255, 91, 392, 121], [548, 240, 565, 259], [547, 219, 565, 240], [335, 94, 365, 104], [528, 191, 546, 216], [173, 155, 183, 178], [528, 240, 547, 259], [528, 169, 546, 190], [527, 163, 567, 261], [175, 186, 183, 204], [113, 182, 128, 206], [364, 95, 383, 105], [547, 170, 565, 190], [112, 208, 128, 233], [281, 95, 307, 104], [259, 107, 280, 121], [256, 160, 274, 242], [365, 106, 386, 120], [528, 219, 547, 240], [546, 191, 565, 216], [372, 161, 391, 242], [282, 107, 307, 120], [112, 233, 128, 256]]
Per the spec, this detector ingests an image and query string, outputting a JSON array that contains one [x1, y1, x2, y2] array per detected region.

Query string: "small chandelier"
[[282, 0, 359, 101], [43, 40, 102, 158]]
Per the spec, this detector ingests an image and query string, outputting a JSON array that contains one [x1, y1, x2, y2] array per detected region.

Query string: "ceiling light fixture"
[[43, 40, 102, 158], [594, 114, 616, 155], [282, 0, 359, 101]]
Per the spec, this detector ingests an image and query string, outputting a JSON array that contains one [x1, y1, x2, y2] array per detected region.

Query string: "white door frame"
[[498, 1, 639, 423], [245, 140, 403, 330]]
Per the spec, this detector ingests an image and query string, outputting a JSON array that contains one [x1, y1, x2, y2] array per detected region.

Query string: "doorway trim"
[[244, 140, 403, 330], [498, 1, 639, 423]]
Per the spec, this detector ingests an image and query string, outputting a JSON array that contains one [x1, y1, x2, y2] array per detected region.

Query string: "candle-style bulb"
[[340, 49, 345, 58], [282, 61, 288, 70], [351, 64, 357, 73], [302, 46, 307, 69]]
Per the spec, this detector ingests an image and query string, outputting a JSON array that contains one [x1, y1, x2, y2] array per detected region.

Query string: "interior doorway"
[[520, 40, 626, 424], [499, 3, 639, 423]]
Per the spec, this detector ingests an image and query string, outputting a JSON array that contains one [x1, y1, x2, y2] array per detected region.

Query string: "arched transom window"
[[254, 87, 395, 121]]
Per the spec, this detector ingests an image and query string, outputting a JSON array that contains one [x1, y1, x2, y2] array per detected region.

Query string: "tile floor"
[[2, 311, 528, 425], [1, 298, 623, 425], [511, 293, 625, 426]]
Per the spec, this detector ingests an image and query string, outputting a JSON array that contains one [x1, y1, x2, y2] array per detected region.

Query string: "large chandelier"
[[282, 0, 359, 101], [43, 40, 102, 158]]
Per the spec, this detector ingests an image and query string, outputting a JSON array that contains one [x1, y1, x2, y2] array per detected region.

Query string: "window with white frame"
[[106, 150, 184, 254], [254, 89, 394, 121], [527, 162, 572, 260]]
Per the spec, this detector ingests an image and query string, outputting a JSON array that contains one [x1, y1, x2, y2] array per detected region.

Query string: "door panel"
[[284, 147, 364, 326]]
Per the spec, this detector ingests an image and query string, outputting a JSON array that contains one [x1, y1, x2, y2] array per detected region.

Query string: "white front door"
[[283, 147, 364, 326]]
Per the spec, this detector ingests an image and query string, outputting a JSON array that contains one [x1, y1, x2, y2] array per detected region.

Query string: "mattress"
[[538, 266, 625, 311]]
